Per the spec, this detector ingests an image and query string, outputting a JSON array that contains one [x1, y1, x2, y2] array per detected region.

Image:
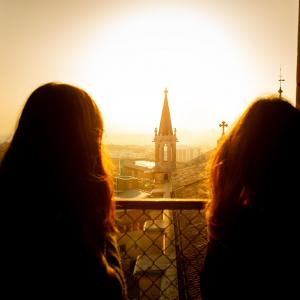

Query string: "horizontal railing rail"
[[116, 198, 208, 209]]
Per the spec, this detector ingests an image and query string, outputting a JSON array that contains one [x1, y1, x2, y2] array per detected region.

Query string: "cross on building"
[[219, 121, 228, 136]]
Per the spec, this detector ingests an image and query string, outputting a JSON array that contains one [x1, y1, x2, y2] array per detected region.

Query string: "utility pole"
[[296, 0, 300, 108]]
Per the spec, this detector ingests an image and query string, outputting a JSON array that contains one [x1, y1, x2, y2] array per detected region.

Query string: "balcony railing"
[[116, 198, 208, 300]]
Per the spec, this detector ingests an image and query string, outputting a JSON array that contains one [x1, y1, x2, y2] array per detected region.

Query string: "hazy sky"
[[0, 0, 298, 145]]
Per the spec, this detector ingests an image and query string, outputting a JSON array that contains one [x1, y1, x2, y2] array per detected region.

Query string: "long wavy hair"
[[206, 96, 300, 243], [0, 82, 116, 255]]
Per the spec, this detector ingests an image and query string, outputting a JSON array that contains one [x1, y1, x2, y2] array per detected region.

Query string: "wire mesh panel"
[[116, 199, 208, 300], [173, 210, 208, 300]]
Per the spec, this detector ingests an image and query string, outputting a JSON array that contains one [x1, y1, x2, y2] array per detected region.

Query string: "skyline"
[[1, 0, 299, 145]]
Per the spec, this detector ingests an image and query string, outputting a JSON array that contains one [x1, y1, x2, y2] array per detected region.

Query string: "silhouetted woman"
[[200, 97, 300, 300], [0, 83, 127, 299]]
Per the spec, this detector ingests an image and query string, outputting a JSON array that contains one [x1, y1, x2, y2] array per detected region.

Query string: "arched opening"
[[164, 144, 168, 161]]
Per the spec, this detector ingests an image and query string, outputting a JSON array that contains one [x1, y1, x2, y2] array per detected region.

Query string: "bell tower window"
[[164, 144, 168, 161]]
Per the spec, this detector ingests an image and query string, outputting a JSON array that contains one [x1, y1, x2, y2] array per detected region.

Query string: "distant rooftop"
[[116, 189, 151, 199], [134, 160, 155, 169]]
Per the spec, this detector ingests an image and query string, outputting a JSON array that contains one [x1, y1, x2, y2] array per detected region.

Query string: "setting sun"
[[81, 7, 251, 134]]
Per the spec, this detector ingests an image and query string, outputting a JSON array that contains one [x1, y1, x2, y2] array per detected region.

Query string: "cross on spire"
[[219, 121, 228, 136], [278, 66, 285, 99], [164, 88, 168, 96]]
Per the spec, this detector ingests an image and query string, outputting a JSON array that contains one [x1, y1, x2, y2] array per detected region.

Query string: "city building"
[[176, 146, 202, 162]]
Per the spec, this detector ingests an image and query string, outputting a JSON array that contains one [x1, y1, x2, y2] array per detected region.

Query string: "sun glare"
[[80, 7, 250, 135]]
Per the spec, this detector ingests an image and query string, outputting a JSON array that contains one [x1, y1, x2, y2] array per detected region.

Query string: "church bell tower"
[[153, 88, 178, 182]]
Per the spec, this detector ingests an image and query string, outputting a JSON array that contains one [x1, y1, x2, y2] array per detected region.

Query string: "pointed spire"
[[158, 88, 173, 135]]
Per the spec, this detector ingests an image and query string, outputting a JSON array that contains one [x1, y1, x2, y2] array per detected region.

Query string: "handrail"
[[116, 198, 208, 209]]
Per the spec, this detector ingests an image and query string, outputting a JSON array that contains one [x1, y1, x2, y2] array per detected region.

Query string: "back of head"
[[5, 83, 103, 175], [207, 96, 300, 242], [1, 84, 121, 295], [0, 82, 115, 257]]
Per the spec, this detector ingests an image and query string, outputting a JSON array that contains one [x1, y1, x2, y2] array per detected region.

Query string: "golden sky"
[[0, 0, 298, 145]]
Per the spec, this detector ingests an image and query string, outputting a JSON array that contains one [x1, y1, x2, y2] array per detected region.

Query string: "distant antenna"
[[278, 66, 285, 99]]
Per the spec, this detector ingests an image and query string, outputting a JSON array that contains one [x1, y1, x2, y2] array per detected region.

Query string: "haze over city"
[[1, 0, 298, 146]]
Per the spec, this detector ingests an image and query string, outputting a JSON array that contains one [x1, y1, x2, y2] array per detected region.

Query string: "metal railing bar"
[[116, 198, 208, 210]]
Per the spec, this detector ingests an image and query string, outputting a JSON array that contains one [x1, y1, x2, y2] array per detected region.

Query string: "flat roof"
[[134, 160, 155, 169]]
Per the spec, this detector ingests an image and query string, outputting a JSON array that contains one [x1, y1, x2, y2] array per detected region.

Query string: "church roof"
[[158, 88, 173, 135]]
